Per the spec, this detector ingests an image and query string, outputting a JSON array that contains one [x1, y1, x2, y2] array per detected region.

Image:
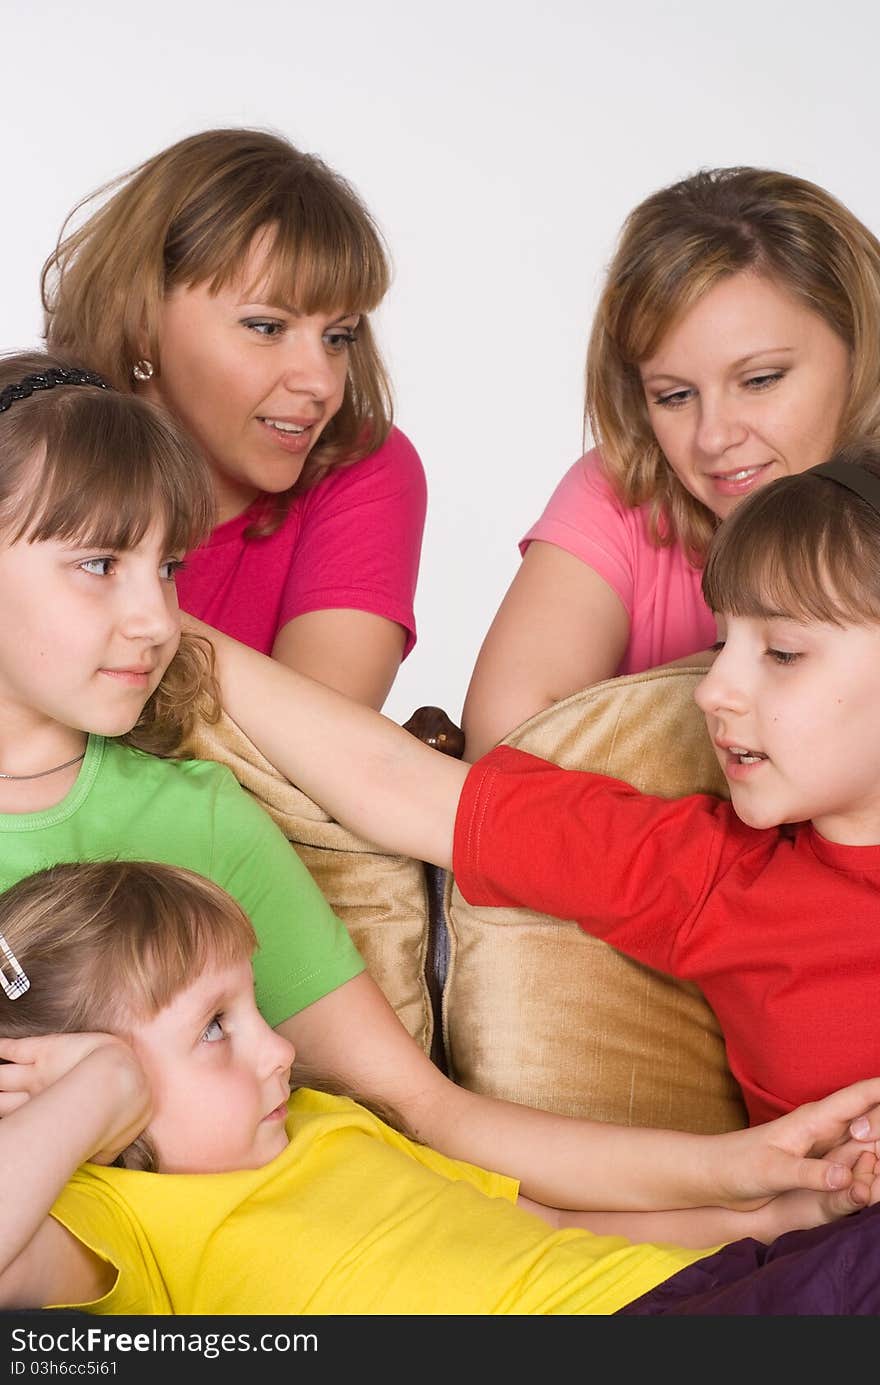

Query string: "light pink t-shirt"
[[177, 427, 427, 657], [520, 449, 717, 675]]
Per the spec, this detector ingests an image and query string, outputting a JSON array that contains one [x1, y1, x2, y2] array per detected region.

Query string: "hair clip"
[[0, 928, 29, 1000], [0, 367, 111, 415]]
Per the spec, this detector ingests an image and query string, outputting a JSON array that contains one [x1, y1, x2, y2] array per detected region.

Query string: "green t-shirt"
[[0, 736, 364, 1025]]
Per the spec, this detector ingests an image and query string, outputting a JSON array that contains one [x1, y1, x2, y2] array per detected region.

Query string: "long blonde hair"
[[587, 166, 880, 560], [42, 127, 394, 524], [0, 350, 220, 754]]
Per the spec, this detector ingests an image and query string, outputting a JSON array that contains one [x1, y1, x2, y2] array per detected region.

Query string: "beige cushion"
[[442, 664, 748, 1133], [177, 709, 433, 1054]]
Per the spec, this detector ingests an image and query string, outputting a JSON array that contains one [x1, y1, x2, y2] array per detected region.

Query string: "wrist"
[[76, 1044, 151, 1149]]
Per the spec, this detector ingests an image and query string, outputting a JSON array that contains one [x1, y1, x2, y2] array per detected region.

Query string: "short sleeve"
[[279, 427, 427, 657], [520, 449, 638, 615], [452, 745, 741, 976], [207, 767, 365, 1026]]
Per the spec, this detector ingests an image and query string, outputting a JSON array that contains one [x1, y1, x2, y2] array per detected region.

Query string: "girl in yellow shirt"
[[0, 861, 878, 1316]]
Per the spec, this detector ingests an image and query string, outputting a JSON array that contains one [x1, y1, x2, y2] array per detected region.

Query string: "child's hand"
[[750, 1147, 878, 1243], [0, 1033, 151, 1164], [716, 1077, 880, 1206]]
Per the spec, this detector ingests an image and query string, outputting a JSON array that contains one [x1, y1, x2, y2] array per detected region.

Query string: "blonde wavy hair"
[[0, 350, 220, 754], [42, 127, 394, 527], [0, 861, 257, 1171], [586, 166, 880, 561], [0, 860, 415, 1169]]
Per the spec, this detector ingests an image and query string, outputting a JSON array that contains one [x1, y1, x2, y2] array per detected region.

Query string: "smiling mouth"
[[260, 419, 307, 434], [727, 745, 768, 765], [710, 463, 770, 483]]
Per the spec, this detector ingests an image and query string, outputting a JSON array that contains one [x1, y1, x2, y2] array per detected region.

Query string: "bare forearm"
[[557, 1205, 751, 1249], [0, 1050, 146, 1281], [409, 1081, 736, 1212], [197, 618, 466, 867]]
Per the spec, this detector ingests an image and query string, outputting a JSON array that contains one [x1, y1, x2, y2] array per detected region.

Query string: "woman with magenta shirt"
[[41, 127, 426, 710], [462, 165, 880, 757]]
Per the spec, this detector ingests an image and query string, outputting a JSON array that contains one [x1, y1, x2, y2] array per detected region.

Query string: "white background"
[[4, 0, 879, 725]]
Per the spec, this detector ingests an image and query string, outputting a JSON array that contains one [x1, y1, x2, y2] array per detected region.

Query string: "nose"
[[261, 1025, 295, 1080], [694, 645, 747, 719], [694, 391, 748, 459], [280, 328, 340, 403], [119, 571, 179, 647]]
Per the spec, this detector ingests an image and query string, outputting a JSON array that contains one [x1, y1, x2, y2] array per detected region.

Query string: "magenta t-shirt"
[[520, 449, 717, 675], [177, 427, 427, 657]]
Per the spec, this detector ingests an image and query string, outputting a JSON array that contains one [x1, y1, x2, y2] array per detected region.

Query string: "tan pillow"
[[177, 709, 433, 1055], [442, 664, 748, 1133]]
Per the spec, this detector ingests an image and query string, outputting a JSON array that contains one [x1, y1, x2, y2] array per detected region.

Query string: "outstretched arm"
[[281, 976, 880, 1213], [521, 1142, 878, 1248], [0, 1034, 151, 1308], [186, 614, 467, 868]]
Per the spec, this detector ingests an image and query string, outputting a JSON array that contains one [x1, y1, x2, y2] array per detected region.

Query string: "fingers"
[[0, 1089, 31, 1116], [849, 1104, 880, 1144], [0, 1062, 36, 1093], [811, 1079, 880, 1137], [0, 1037, 38, 1063]]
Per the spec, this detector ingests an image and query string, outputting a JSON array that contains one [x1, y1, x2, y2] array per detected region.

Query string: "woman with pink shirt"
[[462, 166, 880, 758], [42, 127, 426, 711]]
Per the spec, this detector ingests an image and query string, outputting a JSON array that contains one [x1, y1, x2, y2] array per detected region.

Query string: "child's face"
[[0, 522, 182, 742], [695, 613, 880, 843], [131, 956, 294, 1174], [141, 232, 357, 524]]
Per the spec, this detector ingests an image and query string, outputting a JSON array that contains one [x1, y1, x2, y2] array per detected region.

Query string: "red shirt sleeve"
[[452, 745, 749, 975]]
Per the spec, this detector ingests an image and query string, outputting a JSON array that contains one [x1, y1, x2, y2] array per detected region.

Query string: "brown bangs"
[[166, 174, 390, 317], [702, 469, 880, 626], [114, 875, 257, 1023], [11, 390, 215, 553], [615, 245, 740, 365]]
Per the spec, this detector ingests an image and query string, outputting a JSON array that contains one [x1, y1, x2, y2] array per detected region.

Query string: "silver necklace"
[[0, 750, 86, 781]]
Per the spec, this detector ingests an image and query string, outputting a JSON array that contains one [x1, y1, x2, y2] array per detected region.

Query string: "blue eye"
[[243, 319, 284, 337], [79, 556, 115, 576], [745, 372, 784, 391], [654, 388, 693, 409], [323, 329, 358, 354], [202, 1015, 225, 1043]]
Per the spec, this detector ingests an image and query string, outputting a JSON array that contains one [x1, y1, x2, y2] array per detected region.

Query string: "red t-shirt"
[[453, 745, 880, 1125], [176, 427, 426, 656]]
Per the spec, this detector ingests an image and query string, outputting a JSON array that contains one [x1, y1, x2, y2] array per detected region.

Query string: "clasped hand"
[[0, 1031, 152, 1166]]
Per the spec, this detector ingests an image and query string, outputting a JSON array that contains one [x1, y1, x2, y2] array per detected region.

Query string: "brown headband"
[[811, 459, 880, 516]]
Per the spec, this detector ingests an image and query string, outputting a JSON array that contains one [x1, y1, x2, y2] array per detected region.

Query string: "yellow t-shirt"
[[50, 1089, 707, 1315]]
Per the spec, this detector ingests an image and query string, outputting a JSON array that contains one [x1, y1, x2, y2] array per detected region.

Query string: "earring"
[[132, 359, 154, 383]]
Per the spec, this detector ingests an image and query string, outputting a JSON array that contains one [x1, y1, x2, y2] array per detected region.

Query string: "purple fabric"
[[618, 1204, 880, 1315]]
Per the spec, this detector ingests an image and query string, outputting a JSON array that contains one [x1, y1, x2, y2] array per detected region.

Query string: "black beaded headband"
[[0, 366, 110, 414], [811, 459, 880, 516]]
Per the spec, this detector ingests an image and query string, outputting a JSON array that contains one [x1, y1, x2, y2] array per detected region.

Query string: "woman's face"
[[142, 234, 360, 524], [639, 272, 852, 521]]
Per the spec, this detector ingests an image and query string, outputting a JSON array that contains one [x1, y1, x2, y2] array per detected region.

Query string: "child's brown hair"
[[703, 440, 880, 625], [0, 350, 220, 754]]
